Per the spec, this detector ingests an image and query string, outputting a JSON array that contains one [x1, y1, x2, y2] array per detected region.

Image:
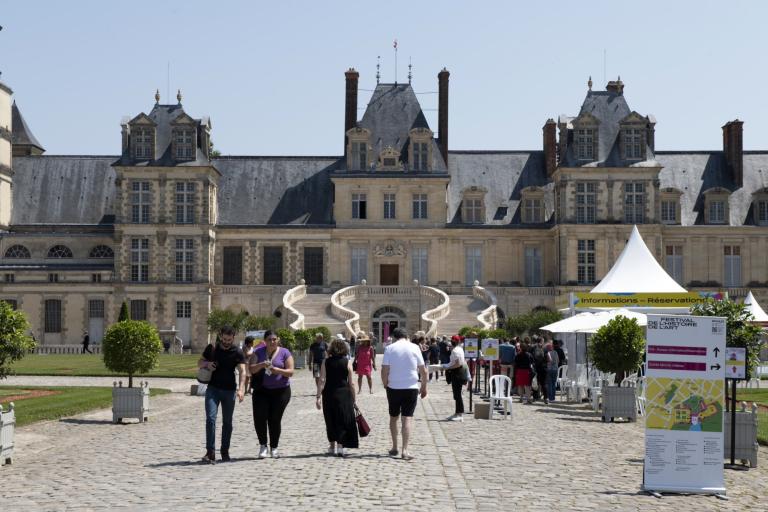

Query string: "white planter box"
[[293, 351, 307, 369], [601, 385, 637, 422], [112, 381, 150, 424], [0, 402, 15, 466], [724, 402, 759, 468]]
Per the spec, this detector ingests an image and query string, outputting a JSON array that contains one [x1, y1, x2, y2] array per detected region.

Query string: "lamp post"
[[413, 279, 421, 331]]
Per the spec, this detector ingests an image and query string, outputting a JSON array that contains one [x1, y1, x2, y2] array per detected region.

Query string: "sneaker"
[[450, 414, 464, 422], [327, 445, 337, 456], [271, 448, 279, 459], [337, 447, 346, 457], [202, 450, 215, 464], [220, 450, 230, 462], [258, 445, 269, 459]]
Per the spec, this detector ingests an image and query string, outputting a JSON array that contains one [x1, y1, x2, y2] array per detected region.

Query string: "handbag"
[[354, 405, 371, 437], [196, 345, 216, 383], [461, 362, 471, 383]]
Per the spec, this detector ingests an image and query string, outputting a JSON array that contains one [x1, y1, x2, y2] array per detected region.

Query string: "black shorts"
[[386, 387, 419, 417]]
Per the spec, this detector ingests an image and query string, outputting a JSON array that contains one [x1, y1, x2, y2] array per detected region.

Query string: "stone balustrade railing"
[[33, 345, 102, 355], [283, 283, 307, 330], [421, 286, 450, 337], [0, 401, 15, 466], [330, 286, 361, 337], [473, 283, 498, 330]]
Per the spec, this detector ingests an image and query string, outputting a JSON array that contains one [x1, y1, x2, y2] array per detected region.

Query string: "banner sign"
[[481, 338, 499, 361], [725, 347, 746, 380], [464, 338, 479, 359], [643, 314, 725, 495], [573, 292, 724, 309]]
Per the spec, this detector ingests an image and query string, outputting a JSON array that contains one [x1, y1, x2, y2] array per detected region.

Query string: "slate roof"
[[11, 101, 45, 151]]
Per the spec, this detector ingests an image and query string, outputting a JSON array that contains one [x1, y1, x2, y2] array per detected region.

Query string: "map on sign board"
[[464, 338, 479, 358], [645, 378, 723, 432], [725, 347, 746, 380]]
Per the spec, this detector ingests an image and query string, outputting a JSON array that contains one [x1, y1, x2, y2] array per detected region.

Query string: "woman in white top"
[[442, 335, 467, 421]]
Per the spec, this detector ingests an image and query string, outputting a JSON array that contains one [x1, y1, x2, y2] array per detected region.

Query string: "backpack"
[[533, 346, 547, 367]]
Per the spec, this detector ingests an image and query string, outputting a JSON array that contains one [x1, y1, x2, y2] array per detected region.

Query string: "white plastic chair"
[[636, 376, 647, 417], [556, 365, 569, 401], [488, 375, 514, 420]]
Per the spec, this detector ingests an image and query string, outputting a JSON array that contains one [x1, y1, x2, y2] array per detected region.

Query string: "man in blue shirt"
[[499, 338, 516, 380]]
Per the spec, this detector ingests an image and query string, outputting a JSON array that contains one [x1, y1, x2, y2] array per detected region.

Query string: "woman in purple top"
[[249, 330, 294, 459]]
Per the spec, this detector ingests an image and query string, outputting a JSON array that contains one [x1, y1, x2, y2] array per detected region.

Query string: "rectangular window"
[[577, 239, 596, 285], [89, 299, 105, 319], [263, 246, 284, 285], [412, 247, 428, 284], [413, 142, 429, 171], [757, 200, 768, 225], [131, 181, 151, 223], [176, 301, 192, 318], [130, 238, 150, 282], [174, 129, 195, 160], [2, 299, 18, 310], [412, 193, 428, 219], [132, 128, 153, 159], [130, 299, 147, 321], [465, 246, 482, 286], [523, 198, 543, 223], [624, 182, 645, 224], [48, 273, 59, 283], [709, 200, 725, 224], [525, 247, 543, 286], [623, 128, 644, 159], [4, 273, 14, 283], [665, 245, 684, 285], [351, 142, 367, 171], [175, 182, 196, 223], [575, 182, 597, 224], [463, 198, 483, 223], [661, 200, 677, 224], [383, 193, 396, 219], [223, 246, 243, 285], [575, 128, 595, 160], [350, 247, 368, 285], [303, 247, 324, 286], [724, 245, 741, 287], [175, 239, 194, 283], [44, 299, 62, 333], [352, 193, 367, 219], [91, 273, 102, 283]]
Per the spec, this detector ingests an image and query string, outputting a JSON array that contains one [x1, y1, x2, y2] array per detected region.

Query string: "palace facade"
[[1, 69, 766, 351]]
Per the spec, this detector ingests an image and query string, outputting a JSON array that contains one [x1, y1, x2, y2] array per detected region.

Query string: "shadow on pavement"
[[59, 418, 115, 425]]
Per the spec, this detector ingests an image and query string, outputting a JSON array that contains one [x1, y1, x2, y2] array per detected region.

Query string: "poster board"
[[725, 347, 746, 380], [643, 314, 726, 495], [464, 338, 479, 358], [481, 338, 499, 361]]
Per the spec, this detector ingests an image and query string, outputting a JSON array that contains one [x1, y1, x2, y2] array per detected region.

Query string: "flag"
[[393, 39, 397, 50]]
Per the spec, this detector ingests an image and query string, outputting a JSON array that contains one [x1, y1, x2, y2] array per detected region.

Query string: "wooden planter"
[[601, 385, 637, 422], [724, 402, 759, 468], [112, 381, 150, 424], [0, 402, 15, 466]]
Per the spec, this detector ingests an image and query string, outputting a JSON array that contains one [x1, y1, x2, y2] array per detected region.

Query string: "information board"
[[643, 314, 725, 495], [725, 347, 746, 380], [481, 338, 499, 361], [464, 338, 479, 359]]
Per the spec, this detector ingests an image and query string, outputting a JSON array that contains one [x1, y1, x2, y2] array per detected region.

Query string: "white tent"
[[542, 309, 647, 334], [576, 309, 647, 333], [743, 291, 768, 324], [591, 225, 686, 293]]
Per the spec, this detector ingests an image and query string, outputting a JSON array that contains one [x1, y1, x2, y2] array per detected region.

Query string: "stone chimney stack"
[[0, 80, 12, 228], [606, 77, 624, 95], [543, 118, 557, 177], [344, 68, 359, 156], [723, 119, 744, 188], [438, 68, 450, 164]]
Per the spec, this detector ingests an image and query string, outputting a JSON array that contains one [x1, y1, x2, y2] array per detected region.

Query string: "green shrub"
[[294, 329, 314, 352], [102, 321, 163, 387], [588, 316, 645, 384], [312, 326, 332, 341], [0, 301, 36, 380], [488, 328, 508, 340], [276, 328, 296, 352], [207, 308, 248, 334], [242, 315, 276, 331], [118, 301, 130, 322]]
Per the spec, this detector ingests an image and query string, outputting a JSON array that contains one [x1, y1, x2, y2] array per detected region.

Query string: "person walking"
[[249, 330, 294, 459], [354, 333, 376, 393], [531, 337, 548, 402], [381, 327, 427, 461], [442, 335, 467, 421], [545, 341, 560, 404], [81, 331, 92, 354], [307, 332, 328, 386], [242, 336, 256, 394], [499, 338, 516, 380], [438, 336, 451, 380], [316, 338, 358, 457], [198, 325, 246, 463]]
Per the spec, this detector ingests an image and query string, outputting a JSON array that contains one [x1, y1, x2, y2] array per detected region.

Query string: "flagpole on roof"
[[393, 39, 398, 84]]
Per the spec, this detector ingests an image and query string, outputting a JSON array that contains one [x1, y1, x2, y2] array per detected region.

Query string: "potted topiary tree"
[[292, 328, 313, 369], [102, 320, 163, 423], [588, 315, 645, 422]]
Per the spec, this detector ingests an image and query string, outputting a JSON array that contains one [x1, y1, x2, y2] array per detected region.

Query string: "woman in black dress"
[[315, 338, 358, 457]]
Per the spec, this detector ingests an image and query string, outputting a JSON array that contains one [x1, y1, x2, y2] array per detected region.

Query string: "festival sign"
[[643, 314, 725, 495], [464, 338, 479, 359], [481, 338, 499, 361], [573, 292, 724, 309]]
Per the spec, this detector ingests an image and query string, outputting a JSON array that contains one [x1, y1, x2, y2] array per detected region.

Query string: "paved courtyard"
[[2, 367, 765, 511]]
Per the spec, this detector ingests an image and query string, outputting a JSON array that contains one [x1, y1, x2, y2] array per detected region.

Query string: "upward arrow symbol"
[[713, 347, 720, 357]]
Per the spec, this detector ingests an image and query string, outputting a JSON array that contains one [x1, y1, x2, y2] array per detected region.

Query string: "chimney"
[[543, 118, 557, 177], [438, 68, 450, 164], [723, 120, 744, 187], [344, 68, 359, 155], [606, 77, 624, 95]]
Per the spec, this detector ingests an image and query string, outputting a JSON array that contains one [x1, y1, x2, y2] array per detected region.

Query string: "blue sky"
[[3, 1, 766, 155]]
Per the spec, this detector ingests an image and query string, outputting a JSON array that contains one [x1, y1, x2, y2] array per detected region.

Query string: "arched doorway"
[[371, 306, 406, 343]]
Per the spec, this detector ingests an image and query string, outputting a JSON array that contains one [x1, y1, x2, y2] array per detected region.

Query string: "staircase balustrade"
[[282, 284, 307, 330], [473, 284, 499, 330]]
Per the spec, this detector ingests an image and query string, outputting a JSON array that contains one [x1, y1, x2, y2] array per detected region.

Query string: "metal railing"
[[0, 402, 15, 466], [282, 283, 307, 330], [473, 284, 498, 330]]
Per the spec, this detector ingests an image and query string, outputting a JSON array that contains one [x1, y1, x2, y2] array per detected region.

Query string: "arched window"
[[4, 245, 31, 258], [89, 245, 114, 258], [47, 245, 73, 258]]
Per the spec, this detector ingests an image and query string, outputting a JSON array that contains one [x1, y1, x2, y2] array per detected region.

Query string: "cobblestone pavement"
[[1, 368, 765, 511]]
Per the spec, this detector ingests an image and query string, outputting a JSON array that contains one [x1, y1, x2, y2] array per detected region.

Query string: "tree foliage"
[[206, 309, 248, 334], [242, 315, 276, 332], [312, 326, 332, 341], [505, 309, 563, 337], [276, 328, 295, 352], [690, 298, 764, 379], [293, 329, 314, 352], [588, 316, 645, 383], [0, 301, 36, 380], [118, 301, 130, 322], [102, 320, 163, 387]]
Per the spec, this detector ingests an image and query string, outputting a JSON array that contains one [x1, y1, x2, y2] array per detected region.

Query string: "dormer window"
[[521, 187, 545, 224], [709, 201, 725, 223], [346, 127, 371, 171], [413, 143, 429, 171], [575, 128, 596, 160], [173, 128, 195, 160], [622, 128, 645, 160], [704, 188, 729, 225], [461, 188, 486, 224], [659, 188, 682, 225], [352, 142, 367, 170], [132, 127, 154, 159], [408, 127, 433, 171]]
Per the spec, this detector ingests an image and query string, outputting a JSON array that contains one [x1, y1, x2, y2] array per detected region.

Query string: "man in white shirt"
[[381, 327, 428, 460]]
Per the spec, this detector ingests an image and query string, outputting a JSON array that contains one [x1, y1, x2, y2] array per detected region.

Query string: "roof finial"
[[154, 89, 160, 104], [177, 89, 182, 104], [588, 76, 592, 91], [376, 55, 380, 85], [408, 57, 412, 84]]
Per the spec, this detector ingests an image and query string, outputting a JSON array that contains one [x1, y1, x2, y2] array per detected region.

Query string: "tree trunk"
[[128, 374, 133, 388]]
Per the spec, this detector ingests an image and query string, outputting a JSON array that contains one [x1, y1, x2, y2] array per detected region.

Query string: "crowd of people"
[[197, 325, 566, 463]]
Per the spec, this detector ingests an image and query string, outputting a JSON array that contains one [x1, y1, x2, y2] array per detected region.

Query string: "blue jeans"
[[205, 385, 236, 452], [546, 368, 558, 401]]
